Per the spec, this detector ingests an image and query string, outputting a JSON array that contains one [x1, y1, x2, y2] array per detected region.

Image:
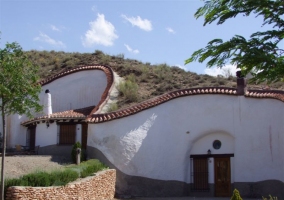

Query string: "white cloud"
[[124, 44, 139, 54], [204, 64, 239, 77], [82, 13, 118, 47], [174, 64, 187, 71], [121, 14, 152, 31], [166, 27, 175, 34], [34, 32, 66, 48], [50, 25, 61, 32]]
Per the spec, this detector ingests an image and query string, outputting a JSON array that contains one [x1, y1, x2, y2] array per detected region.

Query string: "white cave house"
[[2, 65, 284, 198]]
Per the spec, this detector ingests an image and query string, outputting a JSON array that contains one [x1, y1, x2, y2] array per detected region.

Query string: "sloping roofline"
[[86, 87, 284, 123], [22, 65, 284, 126], [21, 65, 114, 126]]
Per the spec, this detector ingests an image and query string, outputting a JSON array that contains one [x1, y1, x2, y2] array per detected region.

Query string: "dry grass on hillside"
[[25, 50, 284, 111]]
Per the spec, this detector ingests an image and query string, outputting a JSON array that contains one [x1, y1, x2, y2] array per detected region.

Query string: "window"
[[213, 140, 222, 149], [192, 158, 209, 191], [59, 124, 76, 145]]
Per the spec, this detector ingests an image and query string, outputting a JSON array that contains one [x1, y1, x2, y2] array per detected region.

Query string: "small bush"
[[21, 172, 51, 187], [66, 159, 108, 178], [107, 103, 118, 112], [80, 160, 108, 178], [218, 80, 226, 85], [116, 53, 124, 59], [117, 79, 139, 102], [94, 50, 104, 56], [5, 169, 79, 195], [4, 159, 107, 195], [52, 169, 79, 184], [231, 189, 242, 200], [262, 195, 278, 200], [71, 142, 85, 163]]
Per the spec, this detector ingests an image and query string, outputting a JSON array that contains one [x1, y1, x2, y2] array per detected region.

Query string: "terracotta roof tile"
[[87, 87, 238, 123], [22, 65, 284, 125], [245, 90, 284, 102], [21, 106, 96, 126], [87, 87, 284, 123]]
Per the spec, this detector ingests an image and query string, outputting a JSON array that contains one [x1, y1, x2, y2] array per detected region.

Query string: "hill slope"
[[25, 50, 284, 111]]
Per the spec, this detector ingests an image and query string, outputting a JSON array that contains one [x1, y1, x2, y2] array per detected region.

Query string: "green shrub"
[[80, 160, 108, 178], [116, 53, 124, 59], [71, 142, 86, 163], [66, 159, 108, 178], [117, 79, 139, 102], [218, 80, 226, 85], [4, 159, 107, 194], [94, 50, 104, 56], [231, 189, 242, 200], [4, 178, 22, 197], [21, 172, 51, 187], [5, 169, 79, 195], [52, 169, 79, 184], [107, 103, 118, 112], [139, 65, 150, 82], [262, 195, 278, 200]]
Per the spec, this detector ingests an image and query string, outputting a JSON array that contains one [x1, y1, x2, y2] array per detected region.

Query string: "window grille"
[[191, 157, 209, 191]]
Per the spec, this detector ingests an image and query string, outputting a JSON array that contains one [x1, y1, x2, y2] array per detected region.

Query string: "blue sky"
[[0, 0, 277, 76]]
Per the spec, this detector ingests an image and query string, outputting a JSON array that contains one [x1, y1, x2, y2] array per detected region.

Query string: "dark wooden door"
[[81, 124, 88, 149], [214, 157, 231, 197], [59, 124, 76, 145], [192, 158, 209, 191], [28, 126, 36, 149]]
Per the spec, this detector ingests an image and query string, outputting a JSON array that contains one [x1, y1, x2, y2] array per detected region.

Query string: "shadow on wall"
[[39, 144, 73, 159], [87, 146, 190, 198]]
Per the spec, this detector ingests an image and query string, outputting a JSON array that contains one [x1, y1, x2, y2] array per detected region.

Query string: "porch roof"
[[21, 106, 95, 126]]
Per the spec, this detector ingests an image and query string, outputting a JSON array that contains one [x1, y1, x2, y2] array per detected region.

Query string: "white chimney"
[[44, 89, 52, 116]]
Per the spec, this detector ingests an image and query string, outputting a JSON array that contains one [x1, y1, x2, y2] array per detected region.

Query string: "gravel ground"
[[0, 155, 72, 179]]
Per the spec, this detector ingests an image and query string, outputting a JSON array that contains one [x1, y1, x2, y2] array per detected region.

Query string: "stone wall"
[[6, 169, 116, 200]]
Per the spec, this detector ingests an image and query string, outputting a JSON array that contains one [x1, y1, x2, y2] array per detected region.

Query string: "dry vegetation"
[[25, 50, 284, 111]]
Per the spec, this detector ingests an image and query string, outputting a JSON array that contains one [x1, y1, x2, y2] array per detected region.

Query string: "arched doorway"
[[189, 132, 234, 197]]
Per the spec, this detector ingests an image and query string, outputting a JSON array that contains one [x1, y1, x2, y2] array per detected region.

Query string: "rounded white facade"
[[88, 95, 284, 184]]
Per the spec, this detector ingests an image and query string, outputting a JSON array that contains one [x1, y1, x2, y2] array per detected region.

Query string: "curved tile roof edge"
[[40, 65, 114, 115], [21, 65, 114, 126], [245, 89, 284, 102], [87, 87, 238, 123], [21, 85, 284, 126]]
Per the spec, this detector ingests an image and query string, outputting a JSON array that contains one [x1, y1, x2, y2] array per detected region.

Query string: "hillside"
[[25, 50, 284, 111]]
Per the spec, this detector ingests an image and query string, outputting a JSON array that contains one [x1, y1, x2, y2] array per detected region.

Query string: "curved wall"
[[38, 70, 107, 115], [87, 94, 284, 196]]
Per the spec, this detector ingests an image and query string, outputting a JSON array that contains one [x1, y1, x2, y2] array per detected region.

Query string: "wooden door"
[[59, 124, 76, 145], [214, 157, 231, 197], [28, 126, 36, 149], [192, 158, 209, 191]]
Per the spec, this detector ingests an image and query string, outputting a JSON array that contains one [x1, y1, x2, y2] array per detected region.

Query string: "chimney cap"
[[236, 70, 244, 78], [45, 89, 50, 93]]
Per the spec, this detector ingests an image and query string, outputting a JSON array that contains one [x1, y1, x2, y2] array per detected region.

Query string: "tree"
[[0, 41, 42, 199], [185, 0, 284, 83]]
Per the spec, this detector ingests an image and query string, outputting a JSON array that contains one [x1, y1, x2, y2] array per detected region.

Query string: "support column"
[[76, 124, 82, 143]]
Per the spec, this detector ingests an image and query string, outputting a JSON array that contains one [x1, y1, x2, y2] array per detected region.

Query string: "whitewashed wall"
[[36, 123, 57, 147], [88, 95, 284, 183], [6, 69, 107, 148], [38, 70, 107, 115], [190, 132, 234, 183], [6, 115, 27, 148]]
